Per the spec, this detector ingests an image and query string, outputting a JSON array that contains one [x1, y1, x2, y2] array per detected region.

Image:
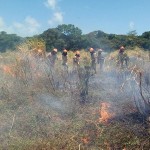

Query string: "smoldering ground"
[[0, 49, 150, 149]]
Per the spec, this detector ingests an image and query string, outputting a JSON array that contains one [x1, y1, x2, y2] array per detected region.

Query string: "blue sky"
[[0, 0, 149, 37]]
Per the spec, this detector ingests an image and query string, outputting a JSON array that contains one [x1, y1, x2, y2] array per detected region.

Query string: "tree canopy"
[[0, 31, 23, 52], [0, 25, 150, 53]]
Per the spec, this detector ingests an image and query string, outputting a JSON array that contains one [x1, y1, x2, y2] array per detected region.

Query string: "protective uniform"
[[73, 51, 80, 67], [62, 49, 68, 68], [90, 48, 97, 73], [47, 48, 58, 67], [97, 49, 105, 71], [117, 46, 125, 68]]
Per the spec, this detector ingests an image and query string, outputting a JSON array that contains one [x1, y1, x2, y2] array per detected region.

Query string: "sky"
[[0, 0, 150, 37]]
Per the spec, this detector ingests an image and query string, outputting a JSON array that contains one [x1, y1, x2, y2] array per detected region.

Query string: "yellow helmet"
[[89, 47, 94, 52], [53, 48, 58, 52], [120, 46, 125, 50], [63, 49, 67, 53], [76, 51, 80, 55]]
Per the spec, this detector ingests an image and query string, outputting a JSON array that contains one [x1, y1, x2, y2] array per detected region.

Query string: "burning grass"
[[99, 102, 116, 123], [0, 45, 150, 149]]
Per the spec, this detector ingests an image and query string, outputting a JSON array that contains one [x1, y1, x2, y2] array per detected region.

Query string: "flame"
[[99, 102, 115, 123]]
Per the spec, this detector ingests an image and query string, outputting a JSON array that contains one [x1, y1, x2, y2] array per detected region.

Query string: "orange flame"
[[99, 102, 115, 123]]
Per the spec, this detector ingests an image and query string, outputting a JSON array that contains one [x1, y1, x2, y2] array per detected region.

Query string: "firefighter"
[[73, 50, 80, 68], [117, 46, 129, 68], [124, 53, 129, 67], [89, 47, 97, 74], [97, 49, 105, 72], [117, 46, 125, 68], [47, 48, 58, 67], [78, 66, 91, 103], [62, 49, 68, 69], [119, 46, 125, 54]]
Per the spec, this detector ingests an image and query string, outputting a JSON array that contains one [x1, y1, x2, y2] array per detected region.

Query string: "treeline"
[[0, 24, 150, 52], [0, 31, 23, 52]]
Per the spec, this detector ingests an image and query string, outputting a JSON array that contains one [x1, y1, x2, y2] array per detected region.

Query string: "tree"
[[97, 30, 107, 38], [126, 30, 138, 48], [39, 28, 66, 51], [0, 31, 22, 52], [57, 24, 83, 50], [57, 24, 82, 36], [127, 30, 137, 36], [141, 31, 150, 39]]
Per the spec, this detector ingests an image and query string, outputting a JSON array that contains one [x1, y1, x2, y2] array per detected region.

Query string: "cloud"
[[24, 16, 40, 33], [25, 16, 40, 28], [0, 17, 5, 28], [0, 0, 64, 36], [0, 16, 41, 37], [44, 0, 57, 10], [14, 16, 41, 36], [45, 0, 64, 26], [48, 11, 63, 25], [129, 21, 135, 30], [13, 22, 24, 29]]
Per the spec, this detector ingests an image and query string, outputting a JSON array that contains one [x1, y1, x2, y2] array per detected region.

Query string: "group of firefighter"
[[46, 46, 129, 73]]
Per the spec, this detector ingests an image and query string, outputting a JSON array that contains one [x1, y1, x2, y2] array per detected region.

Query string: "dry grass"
[[0, 44, 150, 149]]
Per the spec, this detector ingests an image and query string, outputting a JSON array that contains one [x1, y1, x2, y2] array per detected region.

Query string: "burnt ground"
[[74, 66, 150, 149], [0, 58, 150, 149]]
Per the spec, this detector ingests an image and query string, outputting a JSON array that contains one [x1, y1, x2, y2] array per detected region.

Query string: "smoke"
[[0, 48, 150, 149], [36, 93, 72, 114]]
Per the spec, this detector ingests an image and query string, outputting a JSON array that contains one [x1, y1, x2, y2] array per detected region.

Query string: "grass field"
[[0, 46, 150, 149]]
